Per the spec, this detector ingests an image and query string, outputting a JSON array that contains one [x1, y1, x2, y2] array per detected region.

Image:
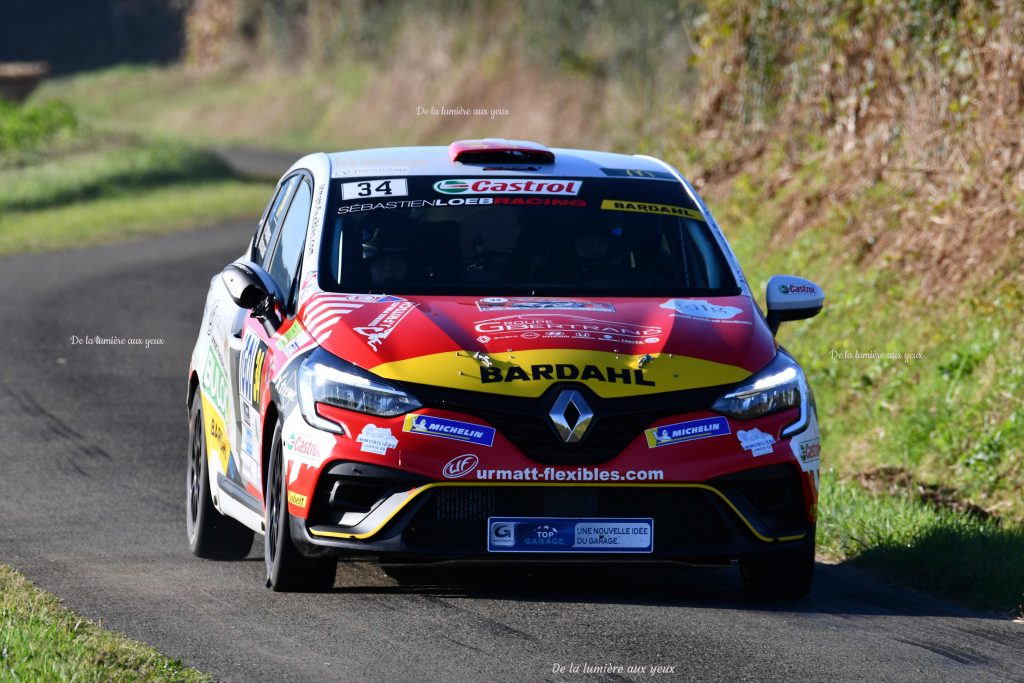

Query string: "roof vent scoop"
[[448, 138, 555, 164]]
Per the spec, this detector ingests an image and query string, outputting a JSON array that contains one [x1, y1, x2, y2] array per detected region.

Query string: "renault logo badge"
[[548, 390, 593, 443]]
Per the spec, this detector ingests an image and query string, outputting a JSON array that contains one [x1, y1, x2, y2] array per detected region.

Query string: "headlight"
[[712, 351, 809, 436], [298, 350, 422, 433]]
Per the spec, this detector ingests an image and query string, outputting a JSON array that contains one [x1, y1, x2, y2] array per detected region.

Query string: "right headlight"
[[711, 351, 809, 436], [298, 350, 422, 434]]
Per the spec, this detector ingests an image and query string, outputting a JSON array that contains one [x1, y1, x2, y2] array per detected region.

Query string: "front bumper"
[[289, 461, 811, 563]]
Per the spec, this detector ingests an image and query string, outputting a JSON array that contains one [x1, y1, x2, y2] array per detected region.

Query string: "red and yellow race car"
[[186, 139, 825, 595]]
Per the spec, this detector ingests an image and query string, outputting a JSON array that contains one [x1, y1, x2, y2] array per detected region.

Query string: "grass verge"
[[819, 470, 1024, 617], [0, 138, 269, 256], [0, 564, 209, 682]]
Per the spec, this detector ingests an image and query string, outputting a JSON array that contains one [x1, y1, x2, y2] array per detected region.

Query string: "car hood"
[[297, 294, 776, 398]]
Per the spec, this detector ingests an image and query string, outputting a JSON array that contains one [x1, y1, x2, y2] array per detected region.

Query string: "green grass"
[[0, 139, 270, 256], [0, 564, 210, 682], [36, 63, 372, 151], [819, 470, 1024, 616], [0, 99, 78, 154]]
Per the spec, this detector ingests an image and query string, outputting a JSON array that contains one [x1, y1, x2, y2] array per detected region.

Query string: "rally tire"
[[186, 392, 255, 560], [265, 419, 336, 592], [740, 532, 815, 599]]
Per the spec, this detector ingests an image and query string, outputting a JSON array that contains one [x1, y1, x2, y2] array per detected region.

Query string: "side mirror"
[[765, 275, 824, 335], [221, 262, 283, 333]]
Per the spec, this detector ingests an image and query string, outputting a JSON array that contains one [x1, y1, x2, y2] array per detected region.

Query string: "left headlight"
[[298, 350, 422, 433], [711, 351, 809, 436]]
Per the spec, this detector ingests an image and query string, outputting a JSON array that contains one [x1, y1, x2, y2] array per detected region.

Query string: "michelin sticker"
[[403, 414, 495, 447], [737, 428, 776, 456], [660, 299, 749, 324], [645, 416, 730, 448], [357, 424, 398, 455]]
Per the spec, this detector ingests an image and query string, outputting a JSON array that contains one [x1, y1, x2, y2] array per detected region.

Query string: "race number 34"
[[341, 178, 408, 200]]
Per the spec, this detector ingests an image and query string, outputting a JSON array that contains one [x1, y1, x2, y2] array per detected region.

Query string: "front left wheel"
[[264, 418, 336, 592], [186, 392, 255, 560]]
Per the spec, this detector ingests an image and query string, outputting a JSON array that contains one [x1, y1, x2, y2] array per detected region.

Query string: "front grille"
[[404, 486, 733, 552], [402, 381, 736, 465]]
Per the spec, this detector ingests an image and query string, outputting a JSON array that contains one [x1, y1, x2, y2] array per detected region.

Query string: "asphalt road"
[[1, 217, 1023, 682]]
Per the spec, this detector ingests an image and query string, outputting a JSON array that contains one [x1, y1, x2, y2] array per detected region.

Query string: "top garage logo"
[[434, 179, 582, 195]]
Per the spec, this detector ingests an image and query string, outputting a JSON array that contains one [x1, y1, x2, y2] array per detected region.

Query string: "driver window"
[[252, 176, 299, 264], [266, 178, 313, 310]]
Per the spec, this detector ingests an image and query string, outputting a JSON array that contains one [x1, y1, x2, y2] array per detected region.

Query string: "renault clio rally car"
[[186, 139, 825, 596]]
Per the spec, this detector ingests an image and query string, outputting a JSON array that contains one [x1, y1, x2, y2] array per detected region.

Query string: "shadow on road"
[[306, 560, 1012, 621]]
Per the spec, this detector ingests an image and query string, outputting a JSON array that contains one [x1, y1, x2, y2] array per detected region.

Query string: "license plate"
[[486, 517, 653, 553]]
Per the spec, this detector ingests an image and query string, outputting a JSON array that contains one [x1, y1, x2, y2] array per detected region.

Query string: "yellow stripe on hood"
[[370, 349, 751, 398]]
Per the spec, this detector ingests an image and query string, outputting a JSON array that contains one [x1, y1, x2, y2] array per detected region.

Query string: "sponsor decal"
[[275, 320, 305, 351], [317, 293, 405, 303], [403, 414, 495, 447], [286, 433, 321, 458], [340, 178, 408, 200], [799, 440, 821, 465], [239, 332, 269, 410], [738, 428, 776, 457], [789, 409, 821, 473], [433, 179, 582, 195], [442, 454, 479, 479], [337, 197, 494, 214], [201, 344, 230, 418], [354, 300, 417, 351], [487, 517, 653, 553], [600, 199, 704, 221], [600, 168, 676, 179], [480, 364, 654, 387], [474, 466, 664, 482], [779, 283, 816, 295], [300, 271, 318, 293], [475, 297, 614, 312], [332, 166, 411, 178], [492, 197, 586, 207], [356, 424, 398, 455], [660, 299, 748, 323], [287, 490, 308, 508], [201, 396, 230, 475], [204, 300, 222, 337], [306, 182, 326, 258], [474, 314, 662, 346], [490, 521, 515, 547], [644, 416, 731, 448]]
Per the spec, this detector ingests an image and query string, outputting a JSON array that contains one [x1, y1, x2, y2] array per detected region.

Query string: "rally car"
[[186, 139, 825, 596]]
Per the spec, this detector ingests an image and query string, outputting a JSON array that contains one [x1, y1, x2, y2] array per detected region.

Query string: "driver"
[[361, 217, 416, 286]]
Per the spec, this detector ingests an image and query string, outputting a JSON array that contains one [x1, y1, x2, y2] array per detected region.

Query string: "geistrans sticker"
[[600, 199, 704, 221]]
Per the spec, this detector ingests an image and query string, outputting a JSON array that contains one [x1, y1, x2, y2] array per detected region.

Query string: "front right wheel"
[[264, 419, 336, 592]]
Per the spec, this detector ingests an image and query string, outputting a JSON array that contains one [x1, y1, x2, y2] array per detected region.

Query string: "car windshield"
[[318, 175, 740, 297]]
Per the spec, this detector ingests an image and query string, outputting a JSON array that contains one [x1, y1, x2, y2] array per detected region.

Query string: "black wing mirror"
[[221, 262, 283, 334]]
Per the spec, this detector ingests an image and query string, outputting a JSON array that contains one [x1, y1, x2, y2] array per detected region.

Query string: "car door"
[[237, 173, 314, 504]]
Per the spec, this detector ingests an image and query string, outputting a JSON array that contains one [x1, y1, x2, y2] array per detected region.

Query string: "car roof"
[[319, 146, 676, 179]]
